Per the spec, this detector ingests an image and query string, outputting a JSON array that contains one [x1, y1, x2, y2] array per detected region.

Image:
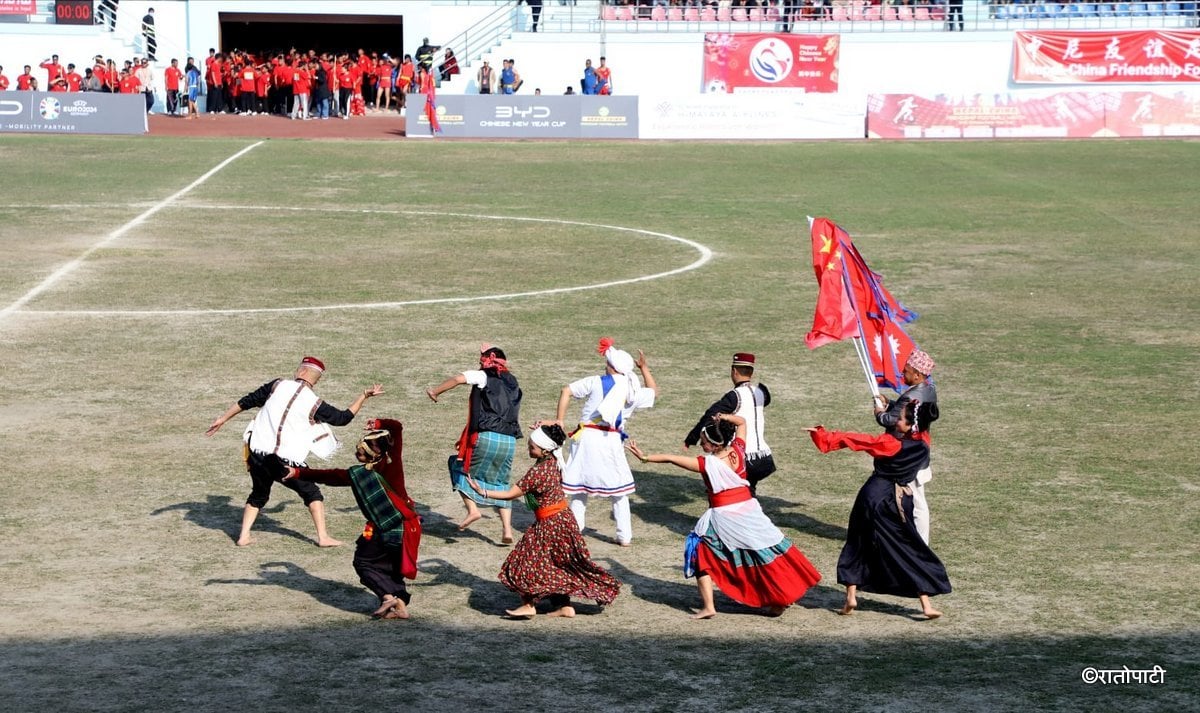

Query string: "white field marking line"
[[19, 208, 714, 317], [0, 142, 265, 323]]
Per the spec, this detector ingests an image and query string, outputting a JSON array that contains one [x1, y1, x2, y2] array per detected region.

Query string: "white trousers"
[[912, 467, 932, 544], [568, 493, 632, 544]]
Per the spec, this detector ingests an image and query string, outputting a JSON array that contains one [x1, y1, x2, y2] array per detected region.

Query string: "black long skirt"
[[836, 475, 952, 598]]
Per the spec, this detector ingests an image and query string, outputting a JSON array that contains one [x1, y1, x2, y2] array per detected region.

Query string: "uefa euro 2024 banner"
[[0, 92, 148, 135], [703, 33, 839, 94], [1014, 30, 1200, 84]]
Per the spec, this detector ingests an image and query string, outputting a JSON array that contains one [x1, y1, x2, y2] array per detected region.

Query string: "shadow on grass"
[[205, 560, 367, 614], [3, 624, 1193, 712], [151, 495, 310, 545]]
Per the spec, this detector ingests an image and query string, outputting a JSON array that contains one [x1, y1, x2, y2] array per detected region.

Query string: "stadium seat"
[[701, 6, 717, 19], [614, 5, 632, 20], [850, 0, 867, 20], [930, 3, 946, 18], [1164, 1, 1182, 13], [750, 6, 765, 20], [651, 5, 667, 20], [832, 4, 850, 19], [732, 5, 748, 20], [602, 4, 617, 20], [668, 6, 684, 19], [718, 5, 732, 20], [914, 5, 931, 19], [766, 4, 781, 20], [685, 6, 701, 19], [864, 4, 882, 19], [1111, 2, 1130, 14], [898, 4, 914, 19], [884, 4, 899, 19], [1096, 2, 1115, 14], [1129, 1, 1149, 13], [1145, 0, 1165, 13], [1072, 2, 1099, 16]]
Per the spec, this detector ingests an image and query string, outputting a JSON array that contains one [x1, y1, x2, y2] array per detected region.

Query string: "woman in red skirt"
[[627, 414, 821, 619]]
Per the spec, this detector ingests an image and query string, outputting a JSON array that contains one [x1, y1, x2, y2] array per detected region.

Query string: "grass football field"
[[0, 136, 1197, 712]]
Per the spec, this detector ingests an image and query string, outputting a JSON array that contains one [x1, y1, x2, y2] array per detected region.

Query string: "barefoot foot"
[[689, 608, 716, 620], [317, 538, 343, 548], [457, 511, 482, 531], [500, 535, 514, 546], [838, 595, 857, 616], [382, 600, 410, 619], [504, 604, 536, 619], [235, 536, 254, 547], [922, 607, 943, 620], [372, 596, 402, 618], [546, 606, 576, 618]]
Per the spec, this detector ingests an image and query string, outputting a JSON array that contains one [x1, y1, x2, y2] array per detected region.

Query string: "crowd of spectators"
[[0, 46, 468, 120], [602, 0, 1198, 21]]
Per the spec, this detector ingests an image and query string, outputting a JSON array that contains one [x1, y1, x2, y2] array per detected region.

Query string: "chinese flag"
[[804, 217, 918, 391]]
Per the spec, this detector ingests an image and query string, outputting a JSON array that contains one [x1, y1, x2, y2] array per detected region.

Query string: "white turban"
[[598, 347, 639, 426]]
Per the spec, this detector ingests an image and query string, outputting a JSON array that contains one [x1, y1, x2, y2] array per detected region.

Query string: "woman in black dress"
[[806, 400, 950, 619]]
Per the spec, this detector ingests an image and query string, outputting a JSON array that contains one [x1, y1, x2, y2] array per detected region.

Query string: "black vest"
[[470, 371, 522, 438]]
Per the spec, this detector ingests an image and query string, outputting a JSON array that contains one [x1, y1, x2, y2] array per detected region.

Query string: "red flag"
[[420, 70, 441, 135], [805, 217, 918, 391]]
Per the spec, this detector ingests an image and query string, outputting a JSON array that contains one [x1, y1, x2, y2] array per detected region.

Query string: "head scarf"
[[530, 425, 566, 469], [478, 342, 509, 374], [356, 429, 393, 467]]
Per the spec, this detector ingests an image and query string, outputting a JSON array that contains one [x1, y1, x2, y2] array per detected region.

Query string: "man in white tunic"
[[555, 339, 658, 546], [206, 356, 383, 547]]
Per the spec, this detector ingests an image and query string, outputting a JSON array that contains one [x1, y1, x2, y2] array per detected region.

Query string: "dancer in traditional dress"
[[555, 338, 657, 546], [205, 356, 383, 547], [807, 400, 951, 619], [627, 414, 821, 619], [683, 352, 776, 495], [874, 349, 938, 544], [428, 344, 523, 544], [285, 419, 422, 620], [466, 423, 621, 618]]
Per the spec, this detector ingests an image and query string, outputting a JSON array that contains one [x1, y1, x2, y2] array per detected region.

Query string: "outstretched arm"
[[283, 465, 351, 486], [465, 475, 525, 501], [205, 403, 243, 436], [805, 426, 901, 457], [427, 374, 467, 403], [626, 440, 701, 473]]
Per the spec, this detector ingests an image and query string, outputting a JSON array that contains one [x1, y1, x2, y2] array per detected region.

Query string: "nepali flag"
[[804, 217, 918, 391]]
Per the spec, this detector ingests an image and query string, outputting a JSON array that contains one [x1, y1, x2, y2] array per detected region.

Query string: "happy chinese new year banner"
[[1014, 30, 1200, 83], [867, 91, 1200, 138], [703, 33, 839, 93]]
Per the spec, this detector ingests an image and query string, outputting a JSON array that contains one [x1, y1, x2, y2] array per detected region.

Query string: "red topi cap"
[[732, 353, 756, 367], [299, 356, 326, 373]]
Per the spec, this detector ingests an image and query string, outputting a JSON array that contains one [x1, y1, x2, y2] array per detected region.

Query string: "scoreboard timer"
[[54, 0, 94, 26]]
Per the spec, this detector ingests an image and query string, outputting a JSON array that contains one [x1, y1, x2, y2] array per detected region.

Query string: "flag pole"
[[851, 336, 881, 401]]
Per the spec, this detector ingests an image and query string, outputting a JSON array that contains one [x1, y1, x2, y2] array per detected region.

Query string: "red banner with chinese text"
[[866, 91, 1200, 138], [703, 33, 839, 93], [1014, 30, 1200, 84], [0, 0, 37, 14]]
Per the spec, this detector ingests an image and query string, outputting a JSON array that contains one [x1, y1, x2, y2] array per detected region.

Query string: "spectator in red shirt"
[[255, 64, 269, 114], [376, 55, 393, 113], [40, 55, 63, 86], [119, 70, 140, 94], [291, 62, 311, 120], [0, 67, 9, 91], [17, 65, 34, 91], [65, 64, 83, 92], [164, 58, 183, 114]]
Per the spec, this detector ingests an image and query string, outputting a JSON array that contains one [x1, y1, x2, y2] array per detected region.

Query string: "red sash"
[[708, 486, 752, 509], [535, 500, 568, 521]]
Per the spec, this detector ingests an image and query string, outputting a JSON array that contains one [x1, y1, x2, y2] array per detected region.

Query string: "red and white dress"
[[688, 438, 821, 608]]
